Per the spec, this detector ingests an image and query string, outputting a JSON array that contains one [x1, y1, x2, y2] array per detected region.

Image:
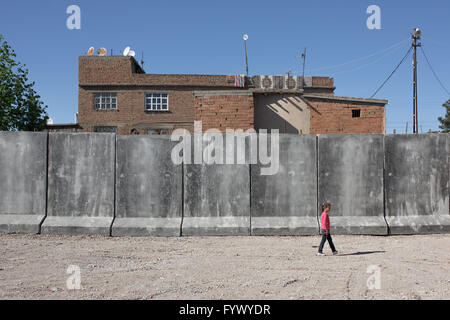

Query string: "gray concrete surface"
[[385, 134, 450, 234], [318, 134, 387, 235], [112, 136, 182, 236], [251, 135, 318, 235], [0, 132, 47, 234], [41, 133, 115, 236], [183, 133, 251, 235], [183, 164, 250, 236]]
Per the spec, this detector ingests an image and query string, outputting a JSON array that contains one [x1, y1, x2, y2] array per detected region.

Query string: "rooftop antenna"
[[141, 51, 144, 68], [243, 34, 249, 77], [301, 48, 307, 88]]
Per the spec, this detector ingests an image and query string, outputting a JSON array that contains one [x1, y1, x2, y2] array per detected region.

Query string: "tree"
[[0, 34, 48, 131], [437, 99, 450, 133]]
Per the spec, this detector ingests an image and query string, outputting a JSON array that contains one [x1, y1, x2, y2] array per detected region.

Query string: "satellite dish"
[[128, 50, 136, 57], [123, 46, 131, 56], [97, 47, 107, 56], [243, 34, 248, 41], [87, 47, 94, 56]]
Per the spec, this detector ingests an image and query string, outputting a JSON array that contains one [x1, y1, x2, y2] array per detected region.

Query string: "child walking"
[[317, 203, 338, 256]]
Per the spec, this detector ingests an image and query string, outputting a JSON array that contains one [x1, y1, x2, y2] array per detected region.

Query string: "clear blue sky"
[[1, 0, 449, 132]]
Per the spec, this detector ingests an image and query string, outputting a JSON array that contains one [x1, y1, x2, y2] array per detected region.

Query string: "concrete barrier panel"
[[318, 134, 387, 235], [42, 133, 115, 235], [183, 133, 250, 236], [251, 135, 318, 235], [385, 134, 450, 234], [112, 136, 182, 236], [0, 132, 47, 234]]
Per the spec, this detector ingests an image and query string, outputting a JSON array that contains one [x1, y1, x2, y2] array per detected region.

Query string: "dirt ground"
[[0, 234, 449, 300]]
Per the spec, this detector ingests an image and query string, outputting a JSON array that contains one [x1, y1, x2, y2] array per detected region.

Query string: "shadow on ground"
[[337, 251, 386, 256]]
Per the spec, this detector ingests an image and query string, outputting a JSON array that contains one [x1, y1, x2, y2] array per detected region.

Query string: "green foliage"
[[0, 34, 48, 131], [437, 99, 450, 133]]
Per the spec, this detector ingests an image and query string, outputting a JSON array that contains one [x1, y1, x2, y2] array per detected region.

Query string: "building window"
[[352, 109, 361, 118], [145, 93, 169, 111], [148, 129, 170, 135], [94, 93, 117, 110], [94, 126, 117, 133]]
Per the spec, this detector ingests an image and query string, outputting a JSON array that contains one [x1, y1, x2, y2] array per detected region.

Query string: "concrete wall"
[[182, 133, 251, 235], [251, 135, 318, 235], [113, 136, 182, 236], [0, 132, 47, 234], [385, 134, 449, 234], [318, 135, 387, 235], [41, 133, 115, 235], [1, 132, 449, 237]]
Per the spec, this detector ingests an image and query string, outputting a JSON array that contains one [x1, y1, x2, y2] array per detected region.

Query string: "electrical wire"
[[420, 46, 450, 96], [332, 43, 409, 76], [307, 38, 410, 73], [370, 46, 413, 98]]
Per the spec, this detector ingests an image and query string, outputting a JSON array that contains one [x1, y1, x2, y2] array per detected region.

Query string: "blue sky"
[[1, 0, 449, 132]]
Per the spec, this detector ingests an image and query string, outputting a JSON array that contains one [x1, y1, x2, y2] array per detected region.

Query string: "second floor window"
[[145, 93, 169, 111], [94, 93, 117, 110]]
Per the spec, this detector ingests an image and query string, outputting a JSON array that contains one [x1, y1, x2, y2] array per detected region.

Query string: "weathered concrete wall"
[[318, 134, 387, 235], [112, 136, 182, 236], [1, 132, 449, 237], [385, 134, 450, 234], [41, 133, 115, 235], [251, 135, 318, 235], [182, 133, 251, 235], [0, 132, 47, 234]]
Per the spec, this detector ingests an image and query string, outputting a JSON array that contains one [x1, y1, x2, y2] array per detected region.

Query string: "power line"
[[420, 46, 450, 96], [332, 43, 408, 76], [307, 38, 409, 73], [370, 46, 412, 98]]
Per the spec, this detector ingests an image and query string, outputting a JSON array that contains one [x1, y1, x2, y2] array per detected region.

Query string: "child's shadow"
[[338, 251, 386, 256]]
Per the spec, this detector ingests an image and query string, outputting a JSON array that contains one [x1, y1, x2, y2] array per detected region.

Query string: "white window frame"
[[145, 93, 169, 111], [94, 93, 117, 110]]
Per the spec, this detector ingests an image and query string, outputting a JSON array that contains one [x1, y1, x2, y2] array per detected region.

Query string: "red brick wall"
[[194, 93, 254, 132], [78, 56, 247, 135], [306, 98, 386, 134], [78, 87, 196, 134]]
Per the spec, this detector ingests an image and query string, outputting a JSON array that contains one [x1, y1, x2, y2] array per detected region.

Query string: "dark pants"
[[318, 229, 336, 253]]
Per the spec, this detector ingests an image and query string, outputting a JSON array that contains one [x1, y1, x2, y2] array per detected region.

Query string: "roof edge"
[[304, 94, 388, 105]]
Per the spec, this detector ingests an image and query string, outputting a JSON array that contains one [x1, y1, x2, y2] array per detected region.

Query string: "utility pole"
[[406, 122, 408, 134], [412, 28, 422, 134]]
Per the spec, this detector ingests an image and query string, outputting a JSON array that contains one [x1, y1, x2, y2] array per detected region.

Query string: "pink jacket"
[[321, 211, 330, 231]]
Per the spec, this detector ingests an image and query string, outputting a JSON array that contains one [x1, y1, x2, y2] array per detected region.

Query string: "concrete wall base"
[[329, 216, 388, 235], [112, 218, 182, 237], [387, 216, 450, 235], [0, 214, 45, 234], [251, 217, 319, 236], [182, 217, 250, 236], [41, 216, 112, 236]]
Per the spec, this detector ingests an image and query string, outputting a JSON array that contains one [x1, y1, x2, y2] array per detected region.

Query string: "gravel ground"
[[0, 234, 449, 300]]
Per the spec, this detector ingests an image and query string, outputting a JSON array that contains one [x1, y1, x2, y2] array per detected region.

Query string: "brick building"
[[74, 55, 387, 135]]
